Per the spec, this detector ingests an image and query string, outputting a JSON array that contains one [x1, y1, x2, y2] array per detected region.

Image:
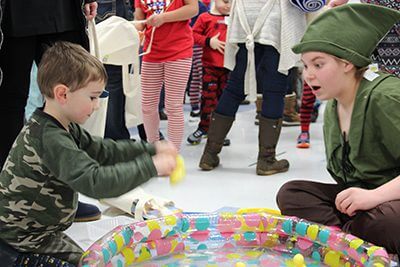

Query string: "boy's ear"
[[53, 84, 69, 104]]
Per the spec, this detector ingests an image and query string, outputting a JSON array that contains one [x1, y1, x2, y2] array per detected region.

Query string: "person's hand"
[[335, 187, 381, 216], [152, 153, 177, 176], [154, 140, 178, 158], [328, 0, 349, 8], [210, 32, 225, 54], [146, 13, 166, 28], [84, 2, 98, 20]]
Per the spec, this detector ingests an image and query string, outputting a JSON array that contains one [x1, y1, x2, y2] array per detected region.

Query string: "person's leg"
[[214, 45, 247, 117], [33, 232, 83, 265], [164, 58, 192, 150], [256, 45, 290, 175], [199, 45, 247, 170], [187, 67, 222, 145], [343, 200, 400, 256], [277, 180, 349, 226], [0, 35, 37, 169], [189, 44, 203, 117], [297, 82, 315, 148], [199, 67, 220, 132], [0, 238, 76, 267], [103, 64, 131, 140], [141, 61, 164, 143]]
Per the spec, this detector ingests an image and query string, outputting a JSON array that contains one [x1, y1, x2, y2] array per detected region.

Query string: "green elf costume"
[[277, 4, 400, 257]]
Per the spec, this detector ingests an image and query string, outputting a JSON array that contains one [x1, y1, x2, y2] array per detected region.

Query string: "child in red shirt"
[[134, 0, 198, 150], [187, 0, 231, 145]]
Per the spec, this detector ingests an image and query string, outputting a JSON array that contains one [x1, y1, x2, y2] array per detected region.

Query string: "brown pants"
[[276, 180, 400, 256]]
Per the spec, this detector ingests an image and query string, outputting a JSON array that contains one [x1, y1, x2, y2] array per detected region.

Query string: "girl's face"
[[215, 0, 231, 15], [301, 51, 350, 101]]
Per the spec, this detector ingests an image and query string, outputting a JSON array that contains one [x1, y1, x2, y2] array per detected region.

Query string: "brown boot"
[[199, 113, 234, 170], [255, 94, 262, 125], [257, 116, 289, 175], [283, 92, 300, 126]]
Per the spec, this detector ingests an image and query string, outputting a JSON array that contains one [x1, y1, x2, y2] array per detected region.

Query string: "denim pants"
[[216, 43, 291, 119], [104, 65, 131, 140]]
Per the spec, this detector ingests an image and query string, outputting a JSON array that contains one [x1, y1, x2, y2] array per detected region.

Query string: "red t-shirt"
[[192, 12, 227, 68], [135, 0, 193, 62]]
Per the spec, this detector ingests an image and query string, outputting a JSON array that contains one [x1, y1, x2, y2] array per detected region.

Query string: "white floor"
[[66, 102, 335, 250]]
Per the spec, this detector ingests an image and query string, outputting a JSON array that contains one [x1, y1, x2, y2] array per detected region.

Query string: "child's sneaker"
[[187, 128, 207, 145], [297, 131, 310, 149], [189, 109, 201, 122]]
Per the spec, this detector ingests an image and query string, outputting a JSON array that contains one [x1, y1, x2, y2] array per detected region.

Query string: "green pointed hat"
[[292, 3, 400, 67]]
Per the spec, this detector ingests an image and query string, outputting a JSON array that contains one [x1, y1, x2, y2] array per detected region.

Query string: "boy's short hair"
[[37, 41, 108, 98]]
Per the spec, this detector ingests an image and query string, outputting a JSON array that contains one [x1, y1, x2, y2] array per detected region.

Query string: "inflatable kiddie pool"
[[79, 209, 390, 267]]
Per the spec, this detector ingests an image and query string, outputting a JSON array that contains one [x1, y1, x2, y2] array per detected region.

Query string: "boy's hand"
[[152, 154, 177, 176], [147, 14, 166, 28], [335, 187, 380, 217], [154, 140, 178, 157], [210, 33, 225, 54]]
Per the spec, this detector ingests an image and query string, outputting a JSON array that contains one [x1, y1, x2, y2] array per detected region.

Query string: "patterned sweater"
[[0, 109, 157, 251]]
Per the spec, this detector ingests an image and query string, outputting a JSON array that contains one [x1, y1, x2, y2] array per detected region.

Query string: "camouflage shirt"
[[0, 109, 157, 252]]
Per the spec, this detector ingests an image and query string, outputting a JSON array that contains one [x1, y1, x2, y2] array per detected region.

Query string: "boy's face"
[[301, 51, 350, 101], [215, 0, 230, 15], [64, 81, 105, 125]]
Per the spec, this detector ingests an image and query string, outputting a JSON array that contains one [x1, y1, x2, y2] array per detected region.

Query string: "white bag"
[[82, 19, 109, 137], [95, 16, 143, 128], [100, 187, 181, 221]]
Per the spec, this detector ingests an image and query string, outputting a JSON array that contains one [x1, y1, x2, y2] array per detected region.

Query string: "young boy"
[[0, 41, 177, 266], [277, 4, 400, 257], [187, 0, 231, 145]]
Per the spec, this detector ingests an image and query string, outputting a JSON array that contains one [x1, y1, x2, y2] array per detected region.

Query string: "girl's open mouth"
[[311, 86, 321, 92]]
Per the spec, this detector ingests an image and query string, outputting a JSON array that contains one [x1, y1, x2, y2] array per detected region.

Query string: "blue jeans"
[[216, 44, 291, 119], [104, 65, 131, 140]]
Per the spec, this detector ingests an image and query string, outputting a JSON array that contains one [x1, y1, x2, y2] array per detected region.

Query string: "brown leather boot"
[[199, 113, 234, 170], [283, 92, 300, 126], [257, 116, 289, 175]]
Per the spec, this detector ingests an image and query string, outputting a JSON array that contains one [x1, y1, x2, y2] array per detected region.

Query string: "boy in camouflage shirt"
[[0, 41, 177, 266]]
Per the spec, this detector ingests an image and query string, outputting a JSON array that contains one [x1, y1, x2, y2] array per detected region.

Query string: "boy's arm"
[[42, 129, 158, 199], [192, 15, 208, 46], [71, 124, 156, 165]]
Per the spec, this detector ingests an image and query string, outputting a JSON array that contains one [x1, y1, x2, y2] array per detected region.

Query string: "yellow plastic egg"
[[293, 253, 305, 266], [170, 155, 185, 185], [235, 262, 246, 267]]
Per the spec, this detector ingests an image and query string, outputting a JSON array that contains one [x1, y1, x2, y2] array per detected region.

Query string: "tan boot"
[[255, 94, 262, 125], [257, 116, 289, 175], [283, 92, 300, 126], [199, 113, 234, 171]]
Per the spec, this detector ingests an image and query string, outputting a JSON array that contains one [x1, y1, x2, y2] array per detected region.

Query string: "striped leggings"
[[188, 45, 203, 111], [141, 58, 192, 150], [300, 82, 316, 132]]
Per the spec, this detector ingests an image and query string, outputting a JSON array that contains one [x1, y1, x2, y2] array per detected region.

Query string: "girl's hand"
[[210, 32, 225, 54], [335, 187, 381, 216], [328, 0, 349, 8], [147, 14, 166, 27]]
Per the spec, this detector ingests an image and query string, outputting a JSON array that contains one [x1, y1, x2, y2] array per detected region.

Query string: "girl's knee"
[[276, 181, 303, 210]]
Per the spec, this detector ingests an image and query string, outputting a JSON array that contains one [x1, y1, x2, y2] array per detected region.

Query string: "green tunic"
[[324, 72, 400, 189], [0, 109, 157, 252]]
